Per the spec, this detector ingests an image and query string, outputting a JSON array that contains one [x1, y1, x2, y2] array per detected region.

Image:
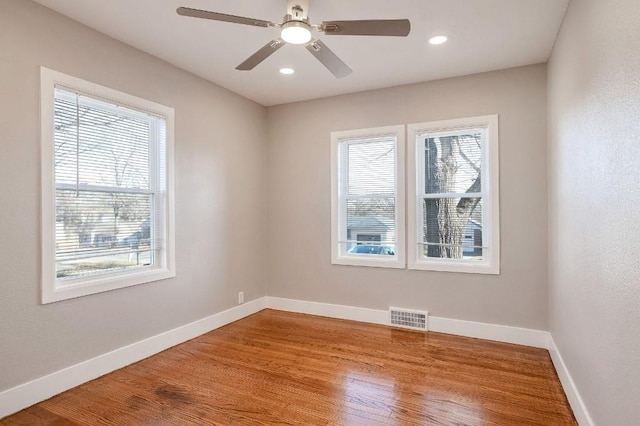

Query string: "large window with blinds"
[[331, 125, 405, 268], [407, 115, 500, 274], [40, 67, 175, 303]]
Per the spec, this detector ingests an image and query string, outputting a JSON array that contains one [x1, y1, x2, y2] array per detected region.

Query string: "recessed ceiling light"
[[429, 35, 448, 45], [279, 67, 295, 75]]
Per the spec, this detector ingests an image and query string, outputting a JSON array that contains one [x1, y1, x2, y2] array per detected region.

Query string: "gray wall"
[[267, 64, 548, 330], [0, 0, 267, 391], [547, 0, 640, 424]]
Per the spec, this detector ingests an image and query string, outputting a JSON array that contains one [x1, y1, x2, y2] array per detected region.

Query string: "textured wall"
[[0, 0, 267, 391], [267, 64, 548, 330], [547, 0, 640, 423]]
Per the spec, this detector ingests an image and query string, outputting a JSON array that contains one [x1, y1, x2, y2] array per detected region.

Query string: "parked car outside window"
[[347, 244, 395, 255]]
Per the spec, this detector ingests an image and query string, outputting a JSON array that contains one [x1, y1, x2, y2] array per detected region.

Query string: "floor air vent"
[[389, 307, 428, 331]]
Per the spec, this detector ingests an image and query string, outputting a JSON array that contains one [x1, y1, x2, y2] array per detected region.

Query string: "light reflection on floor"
[[341, 369, 484, 425], [342, 370, 398, 425]]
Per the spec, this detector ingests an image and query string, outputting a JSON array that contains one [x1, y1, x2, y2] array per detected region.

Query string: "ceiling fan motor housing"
[[286, 0, 310, 19], [290, 5, 305, 20]]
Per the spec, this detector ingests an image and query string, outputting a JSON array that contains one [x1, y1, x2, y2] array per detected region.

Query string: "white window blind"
[[53, 87, 167, 280], [331, 125, 405, 268]]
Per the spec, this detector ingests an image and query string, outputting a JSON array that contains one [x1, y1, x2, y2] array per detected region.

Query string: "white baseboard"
[[428, 316, 549, 348], [0, 297, 267, 419], [547, 335, 594, 426], [266, 296, 389, 325], [265, 296, 548, 348]]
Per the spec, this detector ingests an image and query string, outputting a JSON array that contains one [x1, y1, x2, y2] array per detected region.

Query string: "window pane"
[[423, 131, 482, 194], [55, 190, 153, 279], [421, 197, 483, 260], [347, 138, 395, 196], [54, 93, 151, 189], [346, 198, 395, 254]]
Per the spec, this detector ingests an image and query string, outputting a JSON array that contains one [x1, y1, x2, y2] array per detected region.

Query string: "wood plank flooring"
[[2, 309, 576, 425]]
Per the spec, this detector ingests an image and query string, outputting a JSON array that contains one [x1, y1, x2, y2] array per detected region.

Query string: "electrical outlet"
[[238, 291, 244, 304]]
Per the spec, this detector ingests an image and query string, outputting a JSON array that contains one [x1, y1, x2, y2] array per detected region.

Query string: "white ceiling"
[[33, 0, 568, 106]]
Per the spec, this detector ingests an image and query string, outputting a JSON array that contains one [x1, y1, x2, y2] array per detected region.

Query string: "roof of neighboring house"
[[347, 217, 390, 230], [467, 220, 482, 229]]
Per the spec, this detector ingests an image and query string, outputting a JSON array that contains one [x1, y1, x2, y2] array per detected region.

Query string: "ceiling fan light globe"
[[281, 21, 312, 44]]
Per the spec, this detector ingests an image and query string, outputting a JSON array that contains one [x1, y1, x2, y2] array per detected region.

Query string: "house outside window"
[[40, 67, 175, 303], [331, 125, 405, 268]]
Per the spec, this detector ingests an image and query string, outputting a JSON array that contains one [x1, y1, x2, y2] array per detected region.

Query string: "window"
[[331, 125, 405, 268], [407, 115, 500, 274], [40, 67, 175, 303]]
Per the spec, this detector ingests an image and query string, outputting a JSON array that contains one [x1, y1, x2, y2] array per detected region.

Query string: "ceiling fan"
[[177, 0, 411, 78]]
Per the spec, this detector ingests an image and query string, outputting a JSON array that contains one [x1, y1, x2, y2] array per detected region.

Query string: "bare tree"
[[56, 192, 101, 248], [103, 145, 149, 236], [424, 135, 481, 258]]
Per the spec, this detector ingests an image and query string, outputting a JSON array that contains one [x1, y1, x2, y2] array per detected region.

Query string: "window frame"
[[407, 115, 500, 274], [331, 125, 405, 268], [40, 67, 176, 304]]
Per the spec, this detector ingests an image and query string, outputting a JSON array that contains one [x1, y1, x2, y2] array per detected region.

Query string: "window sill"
[[332, 255, 405, 269], [408, 260, 499, 275], [42, 267, 176, 304]]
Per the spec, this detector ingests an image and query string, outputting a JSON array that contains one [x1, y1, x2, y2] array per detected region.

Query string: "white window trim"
[[40, 67, 176, 303], [331, 125, 405, 268], [407, 115, 500, 274]]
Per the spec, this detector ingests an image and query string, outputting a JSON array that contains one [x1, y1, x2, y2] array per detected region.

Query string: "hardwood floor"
[[2, 309, 576, 425]]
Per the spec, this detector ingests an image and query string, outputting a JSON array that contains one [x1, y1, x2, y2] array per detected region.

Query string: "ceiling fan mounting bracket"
[[308, 42, 321, 52], [269, 40, 284, 49], [323, 24, 339, 34]]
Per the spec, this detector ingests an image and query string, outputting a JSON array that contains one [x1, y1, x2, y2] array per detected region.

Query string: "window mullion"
[[343, 193, 396, 200], [55, 183, 154, 195], [421, 192, 484, 199]]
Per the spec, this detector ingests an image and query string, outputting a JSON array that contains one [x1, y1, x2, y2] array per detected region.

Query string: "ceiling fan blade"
[[236, 39, 286, 71], [305, 39, 352, 78], [177, 7, 273, 28], [321, 19, 411, 37]]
